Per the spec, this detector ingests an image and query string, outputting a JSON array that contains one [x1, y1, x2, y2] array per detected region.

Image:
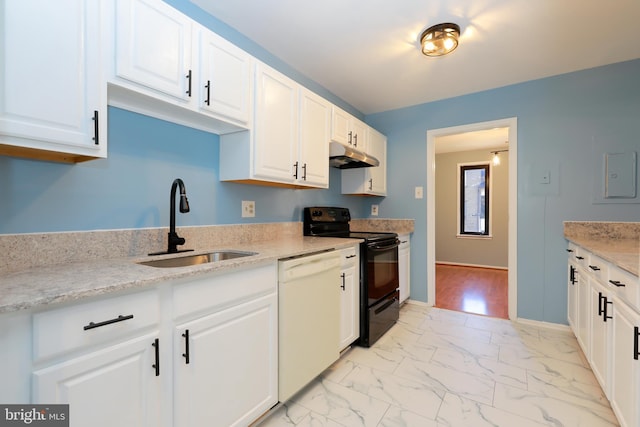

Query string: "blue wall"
[[366, 59, 640, 323], [0, 107, 366, 234]]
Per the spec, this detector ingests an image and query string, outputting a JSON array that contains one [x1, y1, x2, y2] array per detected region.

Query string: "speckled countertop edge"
[[564, 221, 639, 277], [0, 236, 361, 315]]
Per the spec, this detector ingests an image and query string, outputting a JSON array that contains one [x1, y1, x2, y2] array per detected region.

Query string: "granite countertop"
[[564, 221, 640, 277], [0, 236, 361, 315]]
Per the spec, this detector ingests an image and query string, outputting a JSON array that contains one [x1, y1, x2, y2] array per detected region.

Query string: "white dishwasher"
[[278, 250, 341, 402]]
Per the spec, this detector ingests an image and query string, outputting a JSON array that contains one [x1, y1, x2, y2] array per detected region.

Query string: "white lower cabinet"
[[33, 333, 163, 427], [611, 298, 640, 427], [567, 241, 640, 427], [398, 234, 411, 303], [174, 292, 277, 427], [339, 245, 360, 351], [29, 264, 278, 427], [172, 264, 278, 427]]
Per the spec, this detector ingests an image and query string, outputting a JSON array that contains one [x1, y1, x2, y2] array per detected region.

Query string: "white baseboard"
[[404, 299, 433, 308], [515, 317, 570, 332], [436, 261, 508, 270]]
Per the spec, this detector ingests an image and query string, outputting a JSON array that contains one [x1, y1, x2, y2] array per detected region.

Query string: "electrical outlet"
[[415, 186, 424, 199], [371, 204, 379, 216], [242, 201, 255, 218]]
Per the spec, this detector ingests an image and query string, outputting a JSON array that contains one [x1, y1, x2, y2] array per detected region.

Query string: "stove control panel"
[[304, 207, 351, 223]]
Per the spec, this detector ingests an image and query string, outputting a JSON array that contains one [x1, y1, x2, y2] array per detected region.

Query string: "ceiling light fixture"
[[420, 23, 460, 57], [490, 149, 509, 166]]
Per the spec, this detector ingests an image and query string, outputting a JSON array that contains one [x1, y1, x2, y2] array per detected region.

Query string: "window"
[[459, 163, 490, 236]]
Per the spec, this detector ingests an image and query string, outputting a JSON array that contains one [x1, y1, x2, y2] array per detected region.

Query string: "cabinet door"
[[198, 28, 251, 124], [567, 260, 578, 332], [330, 106, 351, 146], [368, 128, 387, 195], [339, 264, 359, 350], [350, 118, 367, 151], [611, 299, 640, 427], [298, 89, 330, 188], [399, 235, 411, 303], [589, 280, 612, 397], [33, 333, 162, 427], [0, 0, 106, 161], [115, 0, 192, 101], [174, 292, 278, 427], [576, 266, 590, 357], [253, 63, 298, 183]]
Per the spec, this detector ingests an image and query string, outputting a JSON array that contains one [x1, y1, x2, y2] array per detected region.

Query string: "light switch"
[[415, 186, 424, 199], [539, 171, 550, 184]]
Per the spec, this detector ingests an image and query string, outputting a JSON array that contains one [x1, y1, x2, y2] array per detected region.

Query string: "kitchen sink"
[[138, 251, 257, 268]]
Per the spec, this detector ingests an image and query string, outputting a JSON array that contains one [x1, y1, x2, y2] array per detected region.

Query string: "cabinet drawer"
[[33, 290, 159, 362], [608, 266, 640, 312], [340, 246, 358, 267], [586, 253, 609, 282], [173, 263, 277, 320]]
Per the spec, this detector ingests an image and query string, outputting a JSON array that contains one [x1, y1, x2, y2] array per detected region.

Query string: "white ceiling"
[[435, 127, 509, 154], [191, 0, 640, 115]]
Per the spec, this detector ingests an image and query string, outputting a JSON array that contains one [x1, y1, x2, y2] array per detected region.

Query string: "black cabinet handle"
[[152, 338, 160, 376], [353, 133, 358, 147], [589, 265, 601, 271], [186, 70, 192, 97], [83, 314, 134, 331], [569, 265, 576, 285], [609, 280, 626, 287], [634, 326, 639, 361], [302, 163, 307, 180], [348, 131, 352, 145], [566, 249, 574, 253], [204, 80, 211, 106], [368, 178, 373, 191], [598, 292, 604, 317], [92, 110, 99, 145], [340, 273, 346, 291], [293, 161, 299, 179], [345, 254, 356, 259], [603, 297, 613, 322], [182, 329, 190, 364], [576, 256, 584, 260]]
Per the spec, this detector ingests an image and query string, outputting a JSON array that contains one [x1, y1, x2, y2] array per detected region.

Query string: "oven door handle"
[[374, 295, 398, 315], [369, 239, 400, 251]]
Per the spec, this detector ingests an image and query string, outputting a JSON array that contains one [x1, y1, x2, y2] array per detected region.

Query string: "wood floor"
[[435, 263, 508, 319]]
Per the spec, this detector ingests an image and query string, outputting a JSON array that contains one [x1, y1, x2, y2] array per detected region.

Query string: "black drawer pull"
[[575, 256, 584, 260], [182, 329, 190, 364], [634, 327, 639, 361], [186, 69, 192, 97], [340, 273, 346, 291], [83, 314, 134, 330], [566, 249, 574, 253], [609, 280, 626, 287], [92, 110, 99, 145], [589, 265, 600, 271], [345, 254, 356, 259]]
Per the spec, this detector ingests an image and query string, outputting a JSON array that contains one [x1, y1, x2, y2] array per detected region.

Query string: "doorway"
[[426, 118, 518, 320]]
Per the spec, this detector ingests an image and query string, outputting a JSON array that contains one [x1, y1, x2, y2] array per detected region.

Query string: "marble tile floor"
[[258, 304, 619, 427]]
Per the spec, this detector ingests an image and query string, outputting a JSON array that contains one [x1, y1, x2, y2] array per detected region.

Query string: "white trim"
[[404, 299, 431, 308], [515, 317, 571, 332], [427, 117, 518, 319], [436, 261, 508, 270]]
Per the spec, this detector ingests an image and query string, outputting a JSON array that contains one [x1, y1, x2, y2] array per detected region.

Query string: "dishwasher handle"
[[279, 254, 340, 281]]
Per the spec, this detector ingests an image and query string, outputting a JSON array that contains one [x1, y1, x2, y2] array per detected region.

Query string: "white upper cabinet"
[[342, 127, 387, 196], [0, 0, 107, 163], [110, 0, 250, 134], [197, 29, 251, 124], [114, 0, 192, 101], [220, 62, 330, 188], [252, 63, 299, 183], [331, 106, 367, 152], [298, 88, 330, 188]]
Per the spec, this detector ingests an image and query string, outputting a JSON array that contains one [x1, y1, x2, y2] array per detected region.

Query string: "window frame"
[[457, 162, 492, 238]]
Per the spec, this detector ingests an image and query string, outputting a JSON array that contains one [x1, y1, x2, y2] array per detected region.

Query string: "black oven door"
[[366, 238, 400, 306]]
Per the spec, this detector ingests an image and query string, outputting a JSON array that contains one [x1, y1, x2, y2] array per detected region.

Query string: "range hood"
[[329, 142, 379, 169]]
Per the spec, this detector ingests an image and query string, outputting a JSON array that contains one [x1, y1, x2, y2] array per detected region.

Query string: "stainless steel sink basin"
[[138, 251, 257, 268]]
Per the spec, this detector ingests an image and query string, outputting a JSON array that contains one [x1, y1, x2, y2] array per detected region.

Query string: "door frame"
[[426, 118, 518, 320]]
